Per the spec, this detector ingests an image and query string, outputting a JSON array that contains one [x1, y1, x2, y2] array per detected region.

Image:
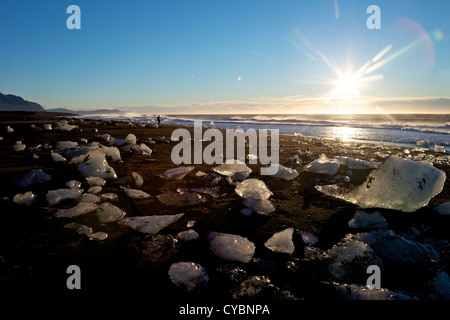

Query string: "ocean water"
[[83, 113, 450, 152]]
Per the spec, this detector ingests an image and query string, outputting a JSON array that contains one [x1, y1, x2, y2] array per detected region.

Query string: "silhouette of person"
[[157, 115, 161, 125]]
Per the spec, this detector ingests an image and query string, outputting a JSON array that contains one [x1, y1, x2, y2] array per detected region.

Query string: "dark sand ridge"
[[0, 112, 449, 307]]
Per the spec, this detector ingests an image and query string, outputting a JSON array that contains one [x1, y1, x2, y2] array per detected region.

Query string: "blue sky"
[[1, 0, 450, 113]]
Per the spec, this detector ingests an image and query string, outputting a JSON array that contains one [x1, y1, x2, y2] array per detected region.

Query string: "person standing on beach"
[[157, 115, 161, 125]]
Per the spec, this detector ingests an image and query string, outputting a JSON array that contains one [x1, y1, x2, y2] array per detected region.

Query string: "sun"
[[331, 72, 361, 100]]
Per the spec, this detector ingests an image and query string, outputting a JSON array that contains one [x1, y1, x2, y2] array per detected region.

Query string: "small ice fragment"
[[43, 124, 52, 130], [80, 138, 88, 144], [6, 126, 14, 133], [46, 188, 83, 206], [99, 193, 119, 201], [66, 180, 82, 189], [270, 164, 299, 180], [335, 156, 381, 170], [213, 159, 252, 177], [264, 228, 295, 254], [240, 208, 253, 216], [96, 202, 126, 223], [160, 166, 195, 180], [208, 232, 255, 263], [54, 202, 97, 218], [51, 151, 66, 163], [300, 231, 318, 246], [304, 154, 340, 175], [348, 210, 388, 229], [195, 171, 208, 177], [186, 220, 196, 228], [88, 232, 108, 241], [132, 172, 144, 186], [55, 120, 78, 131], [64, 222, 93, 235], [122, 187, 151, 199], [130, 143, 152, 155], [176, 229, 200, 241], [13, 141, 26, 152], [168, 262, 209, 291], [121, 213, 184, 234], [434, 144, 446, 153], [86, 176, 106, 186], [78, 193, 100, 204], [55, 141, 78, 151], [87, 186, 102, 194], [13, 191, 37, 206], [235, 179, 273, 200]]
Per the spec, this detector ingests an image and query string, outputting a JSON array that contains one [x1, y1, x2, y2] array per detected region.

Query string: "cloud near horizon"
[[48, 95, 450, 115]]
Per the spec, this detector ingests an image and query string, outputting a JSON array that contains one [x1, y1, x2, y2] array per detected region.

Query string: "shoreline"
[[0, 112, 449, 303]]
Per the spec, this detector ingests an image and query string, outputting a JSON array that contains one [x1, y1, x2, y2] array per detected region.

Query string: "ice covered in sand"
[[213, 159, 252, 177], [235, 179, 273, 200], [54, 202, 98, 218], [87, 186, 102, 194], [55, 120, 78, 131], [132, 172, 144, 186], [130, 143, 152, 155], [434, 202, 450, 215], [121, 187, 151, 199], [121, 213, 184, 234], [348, 210, 388, 229], [304, 154, 340, 175], [46, 188, 83, 206], [12, 168, 52, 189], [335, 156, 381, 170], [208, 232, 255, 263], [243, 198, 275, 215], [264, 228, 295, 254], [270, 164, 299, 180], [66, 180, 82, 189], [177, 229, 200, 241], [168, 262, 209, 291], [69, 149, 117, 179], [13, 191, 37, 206], [96, 202, 127, 223], [316, 156, 446, 212], [78, 193, 100, 203], [160, 166, 195, 180]]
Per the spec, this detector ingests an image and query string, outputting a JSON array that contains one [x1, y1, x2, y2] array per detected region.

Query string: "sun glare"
[[336, 73, 361, 97]]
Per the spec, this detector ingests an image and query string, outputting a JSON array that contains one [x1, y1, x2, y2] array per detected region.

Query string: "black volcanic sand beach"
[[0, 112, 449, 311]]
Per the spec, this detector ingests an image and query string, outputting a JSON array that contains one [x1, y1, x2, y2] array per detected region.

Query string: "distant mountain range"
[[45, 107, 125, 115], [0, 92, 45, 111]]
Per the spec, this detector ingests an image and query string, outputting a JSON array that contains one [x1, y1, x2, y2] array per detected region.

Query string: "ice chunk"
[[51, 151, 66, 163], [43, 124, 52, 130], [434, 202, 450, 215], [55, 120, 78, 131], [96, 202, 126, 223], [55, 141, 78, 151], [213, 159, 252, 177], [87, 186, 102, 194], [46, 188, 83, 206], [130, 143, 152, 155], [100, 193, 119, 201], [264, 228, 295, 254], [88, 232, 108, 241], [270, 165, 299, 180], [160, 166, 195, 180], [86, 176, 106, 186], [304, 154, 340, 175], [434, 144, 446, 153], [64, 222, 93, 235], [208, 232, 255, 263], [300, 231, 318, 246], [121, 213, 184, 234], [132, 172, 144, 186], [240, 208, 253, 216], [235, 179, 273, 200], [348, 210, 388, 229], [168, 262, 209, 292], [177, 229, 200, 241], [98, 145, 121, 162], [6, 125, 14, 133], [333, 283, 415, 300], [66, 180, 82, 189], [316, 156, 446, 212], [335, 156, 381, 170], [54, 202, 97, 218], [12, 169, 52, 188], [243, 198, 275, 215], [13, 141, 26, 152], [122, 187, 151, 199], [13, 191, 37, 206], [78, 193, 100, 203], [72, 150, 117, 179]]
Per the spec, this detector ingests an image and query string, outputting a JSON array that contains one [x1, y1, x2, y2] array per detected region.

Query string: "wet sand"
[[0, 112, 449, 313]]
